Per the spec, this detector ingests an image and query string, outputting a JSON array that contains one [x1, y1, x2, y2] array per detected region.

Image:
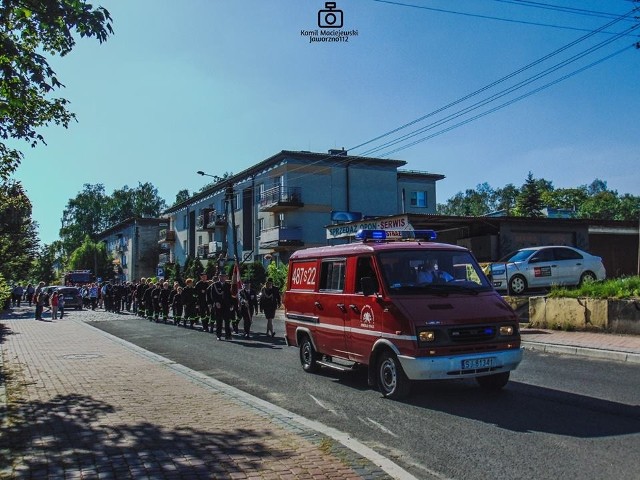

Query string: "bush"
[[549, 276, 640, 299], [0, 274, 12, 310]]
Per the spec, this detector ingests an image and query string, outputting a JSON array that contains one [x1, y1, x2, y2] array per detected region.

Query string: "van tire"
[[377, 351, 411, 399], [299, 336, 320, 373], [476, 372, 510, 390]]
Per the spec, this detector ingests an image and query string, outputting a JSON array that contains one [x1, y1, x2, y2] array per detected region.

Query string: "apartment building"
[[160, 149, 445, 270], [98, 217, 165, 282]]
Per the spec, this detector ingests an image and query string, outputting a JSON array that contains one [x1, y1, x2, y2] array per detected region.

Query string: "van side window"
[[319, 259, 346, 292], [355, 257, 378, 293]]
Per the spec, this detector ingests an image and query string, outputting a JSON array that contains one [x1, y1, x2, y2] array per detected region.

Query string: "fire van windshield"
[[377, 250, 492, 294]]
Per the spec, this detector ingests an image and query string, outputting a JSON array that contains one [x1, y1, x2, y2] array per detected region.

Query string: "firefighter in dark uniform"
[[143, 280, 155, 320], [172, 285, 183, 326], [136, 278, 147, 317], [207, 273, 224, 335], [219, 276, 234, 340], [195, 274, 210, 332], [152, 282, 162, 322], [113, 283, 122, 313], [159, 281, 171, 322], [181, 278, 198, 328], [238, 284, 253, 338]]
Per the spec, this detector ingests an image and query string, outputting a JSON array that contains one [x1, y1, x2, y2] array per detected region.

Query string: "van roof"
[[289, 240, 468, 260]]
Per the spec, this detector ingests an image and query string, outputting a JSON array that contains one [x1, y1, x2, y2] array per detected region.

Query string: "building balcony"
[[158, 253, 171, 265], [158, 229, 176, 243], [207, 213, 228, 229], [114, 240, 127, 253], [259, 226, 304, 251], [196, 209, 215, 231], [259, 186, 303, 212], [208, 241, 223, 257], [159, 242, 171, 253]]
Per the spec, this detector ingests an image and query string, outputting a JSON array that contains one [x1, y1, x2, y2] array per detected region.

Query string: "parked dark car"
[[53, 286, 83, 310]]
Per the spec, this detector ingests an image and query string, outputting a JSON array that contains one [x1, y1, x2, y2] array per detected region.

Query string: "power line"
[[348, 7, 637, 154], [375, 45, 636, 158], [358, 23, 640, 157], [489, 0, 636, 21], [371, 0, 638, 34]]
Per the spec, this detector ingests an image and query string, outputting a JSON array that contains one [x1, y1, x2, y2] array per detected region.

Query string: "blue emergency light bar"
[[355, 229, 437, 242]]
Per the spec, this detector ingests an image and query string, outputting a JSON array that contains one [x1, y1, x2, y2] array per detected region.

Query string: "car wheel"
[[377, 351, 411, 399], [476, 372, 510, 391], [579, 271, 596, 286], [299, 336, 320, 373], [508, 275, 527, 295]]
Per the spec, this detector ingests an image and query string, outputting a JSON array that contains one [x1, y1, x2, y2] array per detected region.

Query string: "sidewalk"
[[1, 308, 639, 480], [0, 306, 403, 480]]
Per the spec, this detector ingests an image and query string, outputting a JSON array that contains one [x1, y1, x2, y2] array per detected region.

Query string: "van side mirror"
[[361, 277, 377, 296]]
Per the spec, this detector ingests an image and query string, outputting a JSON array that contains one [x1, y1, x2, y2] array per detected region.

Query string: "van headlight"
[[499, 325, 515, 336], [418, 329, 436, 345]]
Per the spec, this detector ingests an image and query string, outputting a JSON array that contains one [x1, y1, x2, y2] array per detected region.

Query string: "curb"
[[522, 341, 640, 364]]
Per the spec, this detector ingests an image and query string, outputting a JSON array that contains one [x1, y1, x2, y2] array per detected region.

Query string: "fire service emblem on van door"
[[360, 305, 375, 329]]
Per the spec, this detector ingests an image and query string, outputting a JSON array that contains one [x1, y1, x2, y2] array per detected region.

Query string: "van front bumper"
[[398, 348, 523, 381]]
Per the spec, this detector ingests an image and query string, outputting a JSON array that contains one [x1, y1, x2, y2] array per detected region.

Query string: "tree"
[[106, 182, 167, 226], [0, 0, 113, 179], [514, 172, 544, 217], [60, 183, 107, 253], [0, 179, 39, 282], [68, 235, 112, 280], [30, 241, 60, 285], [173, 189, 191, 206]]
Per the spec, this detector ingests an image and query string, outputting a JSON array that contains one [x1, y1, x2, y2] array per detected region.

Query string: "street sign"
[[157, 267, 164, 277]]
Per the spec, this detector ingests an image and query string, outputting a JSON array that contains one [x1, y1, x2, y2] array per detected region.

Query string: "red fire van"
[[284, 230, 523, 399]]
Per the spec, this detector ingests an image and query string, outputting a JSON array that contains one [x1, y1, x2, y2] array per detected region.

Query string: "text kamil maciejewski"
[[301, 29, 359, 43]]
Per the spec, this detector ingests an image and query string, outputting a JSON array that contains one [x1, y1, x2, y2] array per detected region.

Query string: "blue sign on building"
[[157, 267, 164, 278]]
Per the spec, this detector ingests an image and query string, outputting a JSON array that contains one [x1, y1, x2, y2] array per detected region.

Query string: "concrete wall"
[[529, 296, 640, 334]]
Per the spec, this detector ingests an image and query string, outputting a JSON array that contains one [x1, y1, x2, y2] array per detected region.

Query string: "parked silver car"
[[489, 246, 606, 295]]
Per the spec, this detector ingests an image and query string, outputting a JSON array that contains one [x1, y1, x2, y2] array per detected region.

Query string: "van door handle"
[[349, 304, 359, 313], [314, 301, 323, 310], [337, 303, 347, 313]]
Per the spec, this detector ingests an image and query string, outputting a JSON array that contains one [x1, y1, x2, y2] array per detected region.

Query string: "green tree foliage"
[[68, 235, 112, 280], [30, 241, 62, 285], [0, 180, 38, 282], [0, 273, 12, 309], [60, 183, 107, 253], [437, 174, 639, 221], [240, 261, 266, 288], [60, 182, 167, 253], [105, 182, 167, 226], [173, 189, 190, 206], [0, 0, 112, 179], [266, 262, 288, 292], [514, 172, 544, 217]]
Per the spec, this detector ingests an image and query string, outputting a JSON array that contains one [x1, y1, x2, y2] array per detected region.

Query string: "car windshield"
[[498, 249, 536, 263], [377, 249, 492, 294]]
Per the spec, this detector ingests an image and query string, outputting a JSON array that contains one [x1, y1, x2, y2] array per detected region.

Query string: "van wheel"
[[476, 372, 510, 391], [299, 336, 320, 373], [377, 351, 411, 399]]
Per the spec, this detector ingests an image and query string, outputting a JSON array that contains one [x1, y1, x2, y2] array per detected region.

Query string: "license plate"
[[462, 357, 496, 370]]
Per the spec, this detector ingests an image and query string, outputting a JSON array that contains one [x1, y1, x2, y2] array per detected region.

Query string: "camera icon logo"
[[318, 2, 343, 28]]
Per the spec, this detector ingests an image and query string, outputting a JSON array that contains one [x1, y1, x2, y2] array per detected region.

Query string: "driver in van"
[[417, 258, 453, 283]]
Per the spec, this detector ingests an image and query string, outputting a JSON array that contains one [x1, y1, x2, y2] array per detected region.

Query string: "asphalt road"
[[86, 309, 640, 480]]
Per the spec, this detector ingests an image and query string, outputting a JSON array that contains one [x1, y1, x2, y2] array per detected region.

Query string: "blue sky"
[[10, 0, 640, 246]]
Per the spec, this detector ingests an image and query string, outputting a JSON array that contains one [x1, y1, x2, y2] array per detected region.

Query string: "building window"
[[183, 215, 188, 229], [183, 240, 187, 255], [410, 191, 428, 208], [122, 255, 127, 268], [198, 235, 202, 246]]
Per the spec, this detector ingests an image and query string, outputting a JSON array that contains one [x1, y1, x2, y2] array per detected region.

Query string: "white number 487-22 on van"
[[283, 229, 523, 399]]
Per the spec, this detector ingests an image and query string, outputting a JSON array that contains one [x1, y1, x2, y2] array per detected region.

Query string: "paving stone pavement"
[[0, 306, 402, 480]]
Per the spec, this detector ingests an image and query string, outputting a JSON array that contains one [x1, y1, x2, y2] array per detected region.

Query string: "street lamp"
[[197, 171, 239, 262]]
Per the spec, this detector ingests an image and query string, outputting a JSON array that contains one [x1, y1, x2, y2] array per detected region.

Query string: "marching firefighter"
[[195, 273, 210, 332], [181, 278, 198, 328]]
